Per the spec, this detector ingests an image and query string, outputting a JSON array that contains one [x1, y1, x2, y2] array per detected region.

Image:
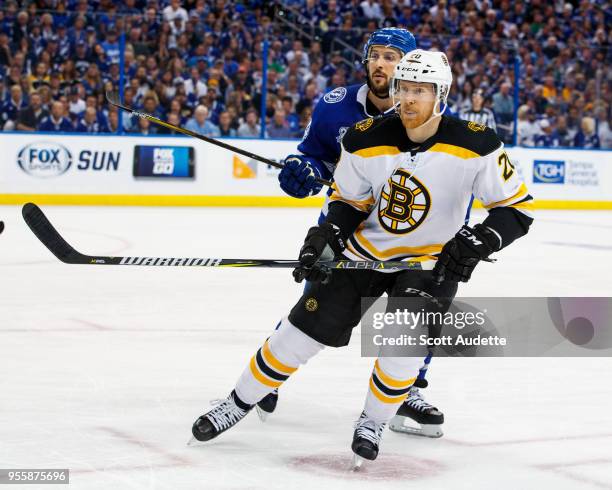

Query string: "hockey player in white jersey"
[[265, 28, 449, 439], [192, 50, 533, 466]]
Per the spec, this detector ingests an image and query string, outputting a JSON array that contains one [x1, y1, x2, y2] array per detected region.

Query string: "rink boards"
[[0, 132, 610, 209]]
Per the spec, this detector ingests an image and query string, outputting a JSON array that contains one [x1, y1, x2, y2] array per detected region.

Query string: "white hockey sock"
[[363, 357, 420, 424], [234, 317, 325, 405]]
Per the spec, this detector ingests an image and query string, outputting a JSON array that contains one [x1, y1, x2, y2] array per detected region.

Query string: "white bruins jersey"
[[331, 114, 534, 268]]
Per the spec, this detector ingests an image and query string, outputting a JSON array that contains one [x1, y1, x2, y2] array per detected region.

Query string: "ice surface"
[[1, 205, 611, 489]]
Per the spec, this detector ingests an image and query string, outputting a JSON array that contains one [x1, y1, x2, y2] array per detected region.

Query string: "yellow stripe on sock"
[[369, 378, 413, 404], [262, 340, 298, 375], [374, 360, 415, 389], [249, 356, 283, 388]]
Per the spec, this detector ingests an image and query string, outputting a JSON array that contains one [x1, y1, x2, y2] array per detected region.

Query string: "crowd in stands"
[[0, 0, 610, 148]]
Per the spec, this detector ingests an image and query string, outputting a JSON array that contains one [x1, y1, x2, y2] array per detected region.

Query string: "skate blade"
[[389, 416, 443, 438], [350, 453, 366, 471], [256, 405, 270, 422], [186, 436, 198, 446]]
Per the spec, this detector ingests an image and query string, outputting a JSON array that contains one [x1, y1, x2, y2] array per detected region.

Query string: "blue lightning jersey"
[[297, 84, 392, 223]]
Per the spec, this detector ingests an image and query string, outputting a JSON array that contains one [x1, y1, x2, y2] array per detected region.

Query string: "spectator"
[[281, 96, 301, 135], [28, 61, 50, 91], [0, 32, 11, 66], [184, 67, 207, 100], [534, 119, 559, 147], [15, 90, 48, 131], [267, 108, 293, 139], [541, 75, 558, 103], [185, 104, 220, 137], [321, 51, 344, 81], [492, 82, 514, 125], [237, 108, 264, 138], [218, 110, 237, 137], [459, 89, 497, 132], [573, 117, 600, 148], [82, 63, 103, 96], [360, 0, 383, 20], [163, 0, 188, 28], [100, 28, 120, 65], [516, 105, 539, 147], [67, 86, 86, 120], [554, 116, 574, 147], [0, 76, 9, 104], [303, 59, 327, 94], [38, 100, 73, 132], [107, 109, 119, 133], [157, 112, 182, 135], [75, 106, 109, 133], [0, 0, 608, 148], [84, 94, 109, 128], [132, 117, 158, 135], [596, 109, 612, 150], [2, 84, 28, 130], [142, 94, 164, 120]]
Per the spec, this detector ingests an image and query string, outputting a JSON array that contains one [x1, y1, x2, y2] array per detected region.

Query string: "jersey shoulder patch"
[[323, 86, 347, 104], [342, 114, 404, 154], [438, 116, 501, 157]]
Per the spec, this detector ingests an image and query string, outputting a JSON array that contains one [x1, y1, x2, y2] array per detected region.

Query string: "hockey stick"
[[21, 203, 422, 271], [105, 91, 333, 187]]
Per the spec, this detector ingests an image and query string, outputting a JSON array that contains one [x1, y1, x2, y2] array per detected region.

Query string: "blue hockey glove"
[[279, 155, 323, 198]]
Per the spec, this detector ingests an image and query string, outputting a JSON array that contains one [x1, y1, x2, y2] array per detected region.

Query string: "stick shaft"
[[22, 203, 423, 271], [105, 91, 333, 187]]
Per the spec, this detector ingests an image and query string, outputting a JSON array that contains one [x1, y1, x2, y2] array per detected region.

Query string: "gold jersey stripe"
[[355, 229, 443, 259], [329, 195, 375, 212], [262, 340, 298, 375], [509, 200, 535, 212], [250, 356, 283, 388], [483, 183, 529, 209], [353, 146, 402, 158], [330, 183, 376, 212], [429, 143, 480, 159], [374, 360, 416, 389], [369, 378, 414, 404]]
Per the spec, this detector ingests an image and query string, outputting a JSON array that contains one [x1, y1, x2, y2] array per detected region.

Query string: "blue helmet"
[[362, 28, 417, 62]]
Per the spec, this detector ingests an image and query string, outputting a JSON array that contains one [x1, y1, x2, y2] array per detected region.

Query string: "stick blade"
[[22, 203, 85, 264], [105, 90, 122, 107]]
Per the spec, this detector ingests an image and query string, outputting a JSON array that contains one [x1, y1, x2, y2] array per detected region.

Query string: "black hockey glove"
[[432, 224, 500, 283], [293, 223, 346, 284]]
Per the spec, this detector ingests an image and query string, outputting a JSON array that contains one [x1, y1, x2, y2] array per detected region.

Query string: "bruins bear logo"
[[378, 169, 431, 234], [305, 298, 318, 312], [467, 121, 486, 132], [355, 118, 374, 132]]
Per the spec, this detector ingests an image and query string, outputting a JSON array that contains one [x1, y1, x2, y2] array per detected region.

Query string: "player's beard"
[[368, 70, 390, 98], [399, 103, 434, 129]]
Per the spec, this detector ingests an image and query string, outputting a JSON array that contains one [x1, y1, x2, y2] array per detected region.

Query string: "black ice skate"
[[389, 386, 444, 437], [191, 391, 253, 443], [256, 389, 278, 422], [351, 412, 386, 469]]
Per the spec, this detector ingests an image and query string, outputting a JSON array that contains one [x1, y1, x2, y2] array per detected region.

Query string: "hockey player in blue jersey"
[[258, 28, 445, 438]]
